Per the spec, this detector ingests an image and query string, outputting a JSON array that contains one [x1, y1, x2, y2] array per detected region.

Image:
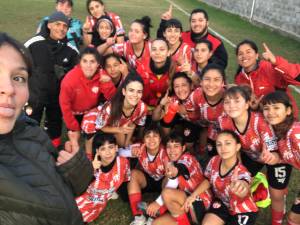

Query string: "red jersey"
[[168, 95, 200, 122], [181, 31, 221, 51], [176, 153, 212, 209], [113, 41, 151, 69], [218, 111, 278, 162], [88, 11, 125, 36], [205, 156, 258, 215], [235, 57, 299, 117], [136, 63, 170, 107], [76, 156, 130, 222], [277, 122, 300, 170], [170, 42, 192, 65], [188, 88, 225, 140], [59, 65, 116, 131], [81, 100, 147, 134], [137, 145, 169, 181]]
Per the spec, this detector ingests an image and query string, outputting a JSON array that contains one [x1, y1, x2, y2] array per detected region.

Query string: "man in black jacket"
[[25, 11, 78, 148]]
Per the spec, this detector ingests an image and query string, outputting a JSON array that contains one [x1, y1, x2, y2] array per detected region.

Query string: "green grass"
[[1, 0, 300, 224]]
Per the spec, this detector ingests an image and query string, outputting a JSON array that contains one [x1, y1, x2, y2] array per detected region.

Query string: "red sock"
[[129, 193, 142, 216], [159, 205, 167, 215], [272, 209, 284, 225], [174, 213, 191, 225], [51, 137, 61, 148]]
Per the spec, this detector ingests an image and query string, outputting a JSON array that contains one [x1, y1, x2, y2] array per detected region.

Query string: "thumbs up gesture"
[[56, 139, 80, 166], [260, 142, 280, 165], [262, 43, 276, 65], [161, 4, 173, 20], [230, 166, 249, 198]]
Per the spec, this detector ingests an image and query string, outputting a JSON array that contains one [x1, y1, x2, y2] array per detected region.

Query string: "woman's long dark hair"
[[261, 91, 294, 140], [109, 71, 144, 125], [132, 16, 152, 41]]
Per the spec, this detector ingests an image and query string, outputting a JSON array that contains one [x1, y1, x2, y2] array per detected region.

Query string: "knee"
[[162, 188, 175, 203], [128, 170, 144, 189]]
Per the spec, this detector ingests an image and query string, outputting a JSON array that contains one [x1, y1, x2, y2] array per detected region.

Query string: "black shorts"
[[141, 170, 163, 193], [160, 114, 200, 143], [291, 191, 300, 214], [189, 198, 206, 224], [240, 152, 265, 177], [207, 199, 257, 225], [266, 164, 292, 189]]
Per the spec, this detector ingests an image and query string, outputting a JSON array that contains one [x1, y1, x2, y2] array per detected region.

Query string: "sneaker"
[[130, 215, 147, 225], [145, 217, 154, 225], [111, 191, 119, 200]]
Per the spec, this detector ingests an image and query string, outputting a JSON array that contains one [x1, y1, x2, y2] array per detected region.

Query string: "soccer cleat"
[[130, 215, 147, 225]]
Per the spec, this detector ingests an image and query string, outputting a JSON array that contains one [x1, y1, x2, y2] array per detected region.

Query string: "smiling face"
[[216, 133, 241, 160], [88, 0, 104, 18], [173, 77, 191, 100], [263, 103, 291, 125], [237, 43, 259, 72], [128, 22, 145, 44], [97, 20, 113, 40], [47, 21, 68, 40], [200, 69, 224, 97], [104, 56, 121, 79], [193, 42, 212, 65], [190, 12, 208, 35], [150, 39, 169, 65], [96, 141, 118, 166], [122, 81, 143, 107], [223, 93, 249, 119], [0, 44, 29, 134], [80, 53, 99, 79], [163, 26, 181, 46], [144, 131, 161, 153], [166, 141, 185, 162]]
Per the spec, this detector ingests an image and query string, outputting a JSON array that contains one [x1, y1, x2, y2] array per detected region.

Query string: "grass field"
[[0, 0, 299, 224]]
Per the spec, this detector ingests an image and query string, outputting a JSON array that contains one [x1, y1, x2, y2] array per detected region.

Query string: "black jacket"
[[0, 115, 93, 225], [24, 31, 78, 103]]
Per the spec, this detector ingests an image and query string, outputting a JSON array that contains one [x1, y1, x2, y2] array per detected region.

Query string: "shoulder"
[[206, 33, 222, 46], [66, 42, 79, 54], [24, 35, 46, 48]]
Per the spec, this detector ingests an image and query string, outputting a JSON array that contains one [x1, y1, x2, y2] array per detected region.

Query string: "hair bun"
[[140, 16, 152, 28]]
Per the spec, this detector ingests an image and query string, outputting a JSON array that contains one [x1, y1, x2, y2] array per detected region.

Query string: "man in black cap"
[[25, 11, 78, 148], [37, 0, 82, 49]]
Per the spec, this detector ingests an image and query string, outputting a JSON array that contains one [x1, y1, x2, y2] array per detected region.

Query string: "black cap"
[[56, 0, 73, 7], [48, 11, 69, 26]]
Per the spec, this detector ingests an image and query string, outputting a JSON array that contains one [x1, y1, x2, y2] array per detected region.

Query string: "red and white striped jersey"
[[177, 153, 212, 209], [205, 156, 258, 215], [76, 156, 130, 222], [137, 145, 169, 181], [113, 41, 151, 69], [218, 111, 278, 162], [81, 100, 147, 134], [277, 122, 300, 170], [170, 42, 192, 66], [188, 87, 225, 140]]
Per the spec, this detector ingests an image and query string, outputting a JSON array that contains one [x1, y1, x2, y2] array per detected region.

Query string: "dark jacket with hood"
[[24, 26, 79, 104], [0, 115, 93, 225]]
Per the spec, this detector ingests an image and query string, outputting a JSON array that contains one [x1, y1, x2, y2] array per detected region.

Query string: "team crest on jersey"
[[92, 86, 99, 94], [184, 128, 191, 137], [213, 202, 221, 209]]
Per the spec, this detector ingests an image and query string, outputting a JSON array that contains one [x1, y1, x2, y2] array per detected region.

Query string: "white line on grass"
[[164, 0, 300, 94]]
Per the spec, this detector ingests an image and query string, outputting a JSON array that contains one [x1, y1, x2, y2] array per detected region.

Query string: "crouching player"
[[118, 123, 169, 225], [184, 130, 258, 225], [76, 132, 130, 223], [153, 132, 212, 225]]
